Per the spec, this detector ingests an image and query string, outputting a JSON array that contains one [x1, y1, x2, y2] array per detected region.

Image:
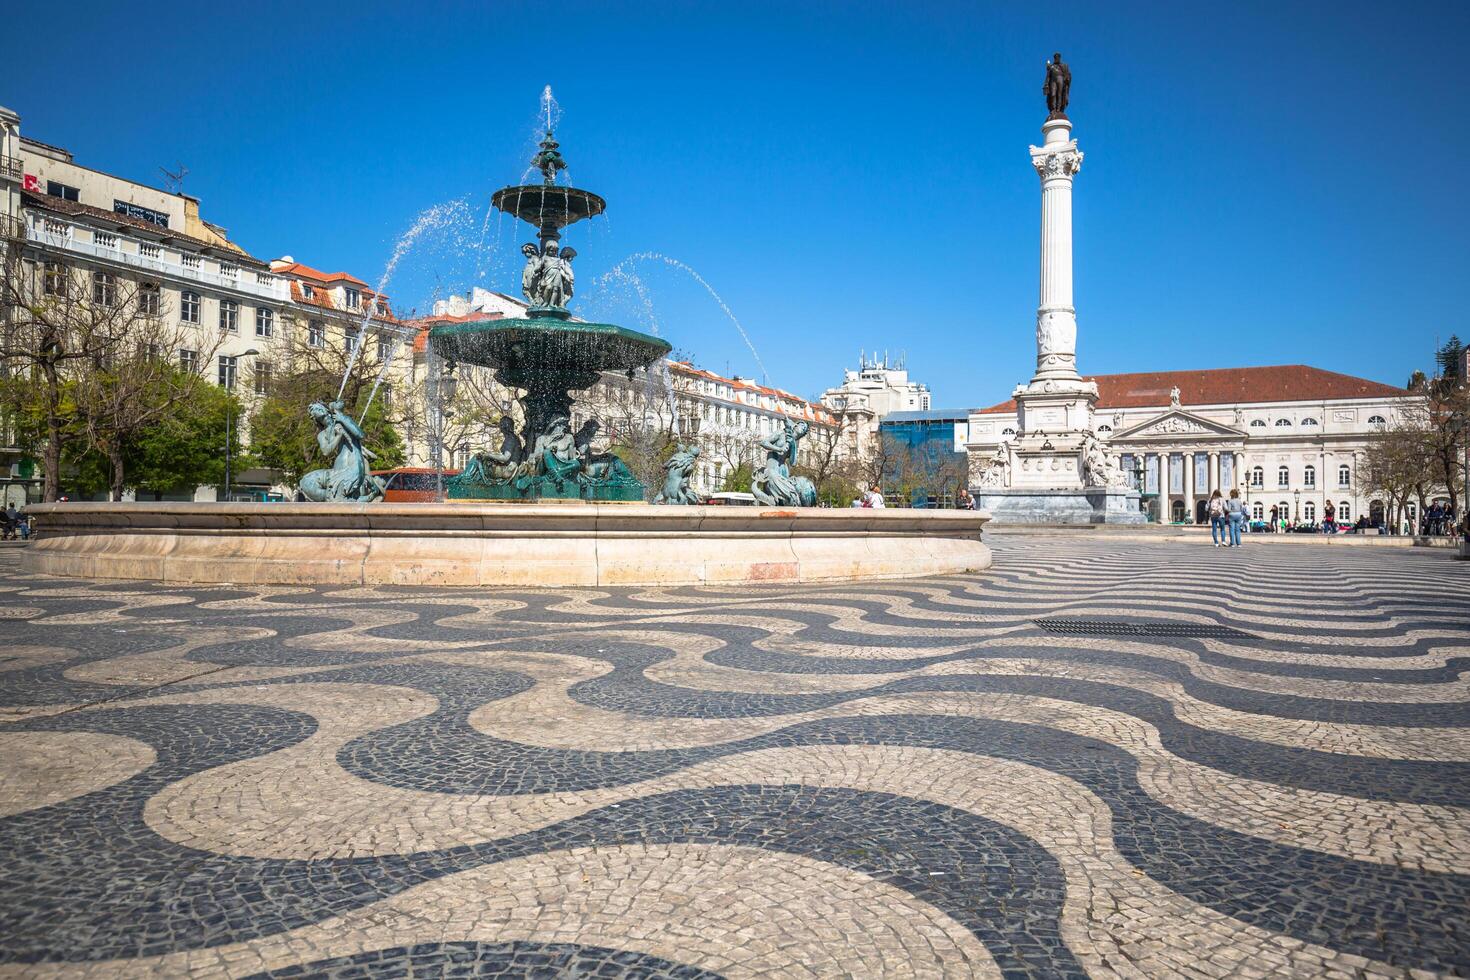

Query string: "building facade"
[[0, 104, 414, 502], [879, 410, 972, 506], [820, 354, 932, 464], [1, 108, 291, 503], [967, 365, 1413, 526]]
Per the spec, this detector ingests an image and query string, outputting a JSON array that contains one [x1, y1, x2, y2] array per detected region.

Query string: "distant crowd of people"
[[1199, 497, 1466, 540]]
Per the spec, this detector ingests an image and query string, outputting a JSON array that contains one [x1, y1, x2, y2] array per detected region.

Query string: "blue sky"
[[10, 1, 1468, 407]]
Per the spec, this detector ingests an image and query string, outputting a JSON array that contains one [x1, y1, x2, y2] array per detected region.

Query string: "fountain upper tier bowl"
[[428, 318, 671, 389], [491, 184, 605, 231]]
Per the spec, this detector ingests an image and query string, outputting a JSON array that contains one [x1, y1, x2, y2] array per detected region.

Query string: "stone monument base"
[[973, 487, 1147, 525]]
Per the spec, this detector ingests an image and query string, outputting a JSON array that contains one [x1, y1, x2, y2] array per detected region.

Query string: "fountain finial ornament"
[[531, 130, 567, 186], [1043, 52, 1071, 119]]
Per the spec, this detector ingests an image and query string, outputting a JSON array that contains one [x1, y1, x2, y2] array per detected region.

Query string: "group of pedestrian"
[[852, 484, 886, 509], [1206, 489, 1247, 548], [1424, 502, 1459, 536]]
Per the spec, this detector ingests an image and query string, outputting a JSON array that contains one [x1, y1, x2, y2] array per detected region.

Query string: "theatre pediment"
[[1113, 411, 1241, 440]]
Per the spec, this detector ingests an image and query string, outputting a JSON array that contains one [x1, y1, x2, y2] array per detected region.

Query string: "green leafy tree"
[[720, 463, 754, 493], [1436, 335, 1465, 381], [250, 383, 404, 489], [129, 379, 242, 498]]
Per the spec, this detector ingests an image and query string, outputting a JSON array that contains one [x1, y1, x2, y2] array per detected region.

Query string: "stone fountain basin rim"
[[21, 503, 992, 587]]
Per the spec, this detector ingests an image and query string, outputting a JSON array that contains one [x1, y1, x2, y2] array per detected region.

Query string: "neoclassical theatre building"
[[967, 365, 1412, 526]]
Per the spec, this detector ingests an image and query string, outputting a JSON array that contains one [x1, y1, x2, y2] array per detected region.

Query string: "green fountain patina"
[[430, 129, 671, 502]]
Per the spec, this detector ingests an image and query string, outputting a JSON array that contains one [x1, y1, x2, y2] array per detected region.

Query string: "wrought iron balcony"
[[0, 156, 21, 180]]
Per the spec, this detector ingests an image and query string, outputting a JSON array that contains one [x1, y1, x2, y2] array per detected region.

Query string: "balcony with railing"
[[23, 218, 289, 302], [0, 156, 22, 180]]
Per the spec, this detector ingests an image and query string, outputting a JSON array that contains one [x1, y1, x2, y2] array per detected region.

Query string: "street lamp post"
[[432, 361, 458, 502], [222, 348, 260, 502], [1294, 489, 1301, 525]]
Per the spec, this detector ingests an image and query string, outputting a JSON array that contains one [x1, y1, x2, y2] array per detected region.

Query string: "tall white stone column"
[[1030, 118, 1084, 382]]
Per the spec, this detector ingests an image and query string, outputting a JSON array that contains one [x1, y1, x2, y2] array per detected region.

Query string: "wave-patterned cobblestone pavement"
[[1, 536, 1468, 978]]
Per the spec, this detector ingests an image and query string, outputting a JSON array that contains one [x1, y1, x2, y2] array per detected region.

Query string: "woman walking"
[[1207, 490, 1228, 547], [1225, 489, 1246, 547]]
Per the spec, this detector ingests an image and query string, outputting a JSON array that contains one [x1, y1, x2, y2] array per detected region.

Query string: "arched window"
[[1274, 418, 1292, 427], [1304, 501, 1316, 522], [1338, 464, 1350, 487], [1301, 417, 1319, 427], [1250, 466, 1264, 487], [1338, 501, 1351, 521], [1097, 424, 1112, 433], [1277, 501, 1290, 520], [1277, 465, 1290, 487], [1252, 502, 1264, 519], [1303, 465, 1316, 488], [1249, 419, 1266, 428], [1368, 415, 1386, 427], [1001, 427, 1016, 436]]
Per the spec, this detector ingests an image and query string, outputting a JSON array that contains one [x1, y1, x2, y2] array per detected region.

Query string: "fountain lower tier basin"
[[429, 319, 671, 387], [23, 503, 992, 587]]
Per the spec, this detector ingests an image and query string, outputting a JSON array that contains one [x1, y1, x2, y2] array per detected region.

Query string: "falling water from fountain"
[[602, 252, 770, 382], [337, 199, 472, 401]]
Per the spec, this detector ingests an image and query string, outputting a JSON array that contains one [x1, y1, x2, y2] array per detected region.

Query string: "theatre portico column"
[[1184, 453, 1195, 524], [1209, 451, 1220, 495]]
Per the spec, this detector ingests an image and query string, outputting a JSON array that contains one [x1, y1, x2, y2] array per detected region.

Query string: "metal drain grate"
[[1033, 618, 1257, 640]]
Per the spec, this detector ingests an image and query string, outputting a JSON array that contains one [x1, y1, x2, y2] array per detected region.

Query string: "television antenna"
[[159, 163, 190, 194]]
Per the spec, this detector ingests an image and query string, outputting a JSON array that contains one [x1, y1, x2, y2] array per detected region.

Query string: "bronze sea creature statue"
[[752, 419, 817, 507], [299, 401, 386, 502], [655, 444, 703, 504]]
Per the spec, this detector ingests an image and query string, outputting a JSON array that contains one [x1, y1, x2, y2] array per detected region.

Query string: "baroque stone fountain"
[[21, 99, 990, 586], [428, 130, 671, 502]]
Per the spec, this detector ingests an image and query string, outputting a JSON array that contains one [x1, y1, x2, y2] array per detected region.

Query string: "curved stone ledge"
[[22, 503, 992, 587]]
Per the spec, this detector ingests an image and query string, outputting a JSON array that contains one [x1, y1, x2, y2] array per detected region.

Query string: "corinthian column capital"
[[1031, 145, 1083, 179]]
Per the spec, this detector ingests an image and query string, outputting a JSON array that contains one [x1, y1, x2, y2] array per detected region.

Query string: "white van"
[[705, 492, 758, 506]]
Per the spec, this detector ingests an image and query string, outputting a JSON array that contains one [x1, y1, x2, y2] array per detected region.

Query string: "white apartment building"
[[1, 107, 291, 502], [967, 365, 1416, 526], [820, 354, 932, 463], [0, 104, 408, 502]]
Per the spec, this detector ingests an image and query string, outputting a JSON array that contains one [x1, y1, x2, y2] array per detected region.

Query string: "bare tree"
[[72, 295, 224, 500], [1361, 418, 1425, 533], [0, 262, 157, 500]]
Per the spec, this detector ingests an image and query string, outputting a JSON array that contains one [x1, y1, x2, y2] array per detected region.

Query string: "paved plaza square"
[[1, 536, 1467, 978]]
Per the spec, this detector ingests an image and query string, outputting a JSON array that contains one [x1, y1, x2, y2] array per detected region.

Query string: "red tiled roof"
[[976, 365, 1408, 414], [405, 311, 506, 352], [287, 280, 397, 321], [272, 262, 369, 287], [667, 360, 835, 424]]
